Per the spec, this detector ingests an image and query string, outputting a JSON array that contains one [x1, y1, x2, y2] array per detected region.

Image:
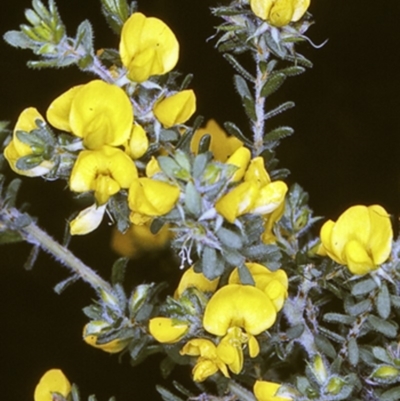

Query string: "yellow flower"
[[262, 201, 285, 244], [127, 123, 149, 159], [128, 177, 180, 220], [145, 156, 162, 177], [4, 107, 54, 176], [149, 317, 189, 343], [174, 266, 220, 298], [34, 369, 71, 401], [70, 145, 138, 205], [203, 284, 277, 336], [83, 321, 130, 353], [215, 181, 259, 223], [180, 338, 229, 382], [111, 221, 171, 258], [119, 12, 179, 83], [153, 89, 196, 128], [229, 263, 288, 311], [250, 0, 310, 27], [46, 80, 133, 149], [318, 205, 393, 275], [254, 380, 293, 401], [70, 203, 107, 235], [190, 119, 243, 162]]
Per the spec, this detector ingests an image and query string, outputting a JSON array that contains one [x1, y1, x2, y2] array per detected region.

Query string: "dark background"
[[1, 1, 400, 400]]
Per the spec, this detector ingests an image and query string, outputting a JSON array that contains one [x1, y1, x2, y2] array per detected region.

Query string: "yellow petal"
[[128, 123, 149, 159], [149, 317, 188, 343], [192, 358, 220, 382], [248, 334, 260, 357], [46, 85, 83, 133], [215, 181, 258, 223], [70, 203, 107, 235], [250, 0, 275, 20], [180, 338, 218, 358], [244, 156, 271, 186], [269, 0, 295, 27], [120, 12, 179, 82], [203, 284, 277, 336], [254, 380, 293, 401], [34, 369, 71, 401], [344, 239, 376, 275], [292, 0, 310, 22], [226, 146, 251, 182], [69, 80, 133, 149], [128, 177, 180, 217], [146, 156, 162, 177], [175, 266, 219, 298], [153, 89, 196, 128], [250, 181, 288, 215]]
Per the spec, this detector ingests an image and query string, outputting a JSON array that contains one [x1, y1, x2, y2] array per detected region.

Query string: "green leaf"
[[376, 283, 391, 319], [157, 156, 181, 179], [184, 182, 202, 217], [3, 30, 33, 49], [348, 337, 359, 366], [223, 249, 245, 267], [372, 346, 392, 363], [351, 278, 377, 296], [238, 263, 255, 285], [176, 115, 204, 151], [286, 324, 304, 339], [315, 334, 336, 359], [264, 126, 294, 143], [216, 227, 243, 249], [100, 0, 133, 34], [53, 275, 78, 295], [233, 74, 252, 100], [201, 247, 224, 280], [261, 72, 286, 98], [265, 101, 295, 120], [192, 153, 211, 179], [223, 121, 251, 145], [323, 313, 355, 325], [197, 133, 211, 154], [278, 65, 306, 77], [368, 315, 398, 338], [381, 386, 400, 401], [223, 54, 254, 81], [345, 298, 372, 316], [111, 257, 128, 285]]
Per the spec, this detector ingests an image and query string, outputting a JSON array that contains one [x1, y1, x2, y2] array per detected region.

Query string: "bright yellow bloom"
[[254, 380, 293, 401], [145, 156, 162, 177], [226, 146, 251, 182], [262, 201, 285, 244], [190, 119, 243, 162], [111, 221, 171, 258], [203, 284, 277, 336], [149, 317, 189, 343], [70, 203, 107, 235], [34, 369, 71, 401], [120, 12, 179, 83], [229, 263, 288, 311], [250, 0, 310, 27], [153, 90, 196, 128], [47, 80, 133, 149], [174, 266, 220, 298], [180, 338, 229, 382], [4, 107, 54, 176], [70, 146, 138, 205], [318, 205, 393, 275], [244, 156, 271, 186], [83, 321, 130, 353], [128, 177, 180, 220], [127, 123, 149, 159]]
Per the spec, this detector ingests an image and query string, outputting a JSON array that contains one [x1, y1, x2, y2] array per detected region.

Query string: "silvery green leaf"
[[315, 334, 336, 359], [223, 121, 250, 145], [174, 149, 191, 172], [286, 324, 304, 340], [158, 156, 181, 178], [184, 182, 202, 217], [372, 346, 392, 363], [201, 247, 224, 280], [3, 30, 33, 49], [238, 263, 255, 285], [160, 129, 179, 143], [53, 275, 78, 295], [345, 298, 372, 316], [368, 315, 398, 338], [16, 155, 43, 170], [352, 278, 377, 296], [223, 249, 245, 267], [376, 283, 391, 319], [216, 227, 243, 249], [197, 134, 211, 154], [193, 153, 211, 179], [348, 337, 359, 366], [224, 55, 254, 81], [264, 101, 295, 120], [233, 74, 253, 100], [156, 385, 185, 401], [111, 257, 128, 285], [279, 65, 306, 77], [323, 313, 355, 325], [261, 72, 286, 98], [380, 386, 400, 401], [390, 295, 400, 309]]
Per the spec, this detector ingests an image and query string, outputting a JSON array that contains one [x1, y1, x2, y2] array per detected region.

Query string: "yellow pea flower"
[[47, 80, 133, 149], [262, 201, 286, 244], [70, 145, 138, 205], [119, 12, 179, 83], [250, 0, 310, 27], [254, 380, 293, 401], [174, 266, 220, 299], [127, 123, 149, 159], [229, 263, 288, 311], [318, 205, 393, 275], [145, 156, 162, 177], [180, 338, 230, 382], [190, 119, 243, 162], [203, 284, 277, 336], [34, 369, 71, 401], [4, 107, 54, 177], [83, 321, 130, 353], [215, 181, 259, 223], [149, 317, 189, 343], [249, 181, 288, 215], [128, 177, 180, 219], [111, 221, 171, 258], [153, 89, 196, 128], [244, 156, 271, 186]]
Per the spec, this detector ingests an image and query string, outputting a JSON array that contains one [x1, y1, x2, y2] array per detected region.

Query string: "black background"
[[1, 1, 400, 400]]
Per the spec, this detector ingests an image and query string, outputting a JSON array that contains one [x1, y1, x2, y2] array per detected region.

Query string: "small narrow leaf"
[[376, 283, 391, 319], [53, 274, 79, 295], [368, 315, 398, 338], [352, 278, 377, 296], [233, 74, 252, 100], [315, 334, 336, 358], [261, 73, 286, 97], [223, 121, 251, 145], [265, 101, 295, 120], [223, 54, 255, 81], [243, 96, 257, 121], [201, 247, 224, 280], [238, 263, 255, 285], [156, 385, 185, 401], [185, 182, 202, 217], [264, 126, 294, 143], [348, 337, 359, 366], [111, 257, 128, 285]]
